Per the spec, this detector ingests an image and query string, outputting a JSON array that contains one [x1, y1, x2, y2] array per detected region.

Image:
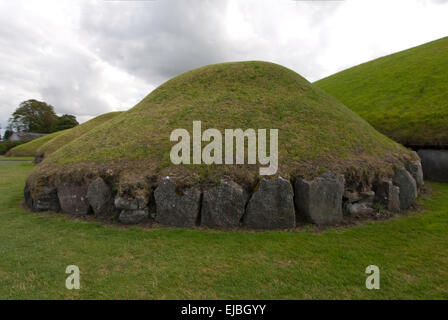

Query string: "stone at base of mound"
[[25, 183, 60, 212], [57, 183, 90, 215], [407, 160, 424, 189], [243, 177, 295, 230], [154, 177, 201, 227], [417, 149, 448, 183], [393, 168, 417, 210], [119, 209, 148, 224], [115, 194, 149, 224], [23, 164, 422, 229], [201, 180, 248, 228], [294, 172, 344, 225], [375, 180, 400, 213], [87, 177, 115, 216]]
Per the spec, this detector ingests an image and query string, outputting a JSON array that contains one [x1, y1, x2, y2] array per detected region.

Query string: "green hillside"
[[36, 111, 122, 158], [315, 37, 448, 147], [32, 61, 412, 186], [6, 130, 68, 157]]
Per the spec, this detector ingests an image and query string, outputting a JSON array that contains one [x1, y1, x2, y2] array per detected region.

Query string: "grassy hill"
[[6, 130, 68, 157], [315, 37, 448, 147], [36, 111, 122, 158], [33, 61, 413, 186]]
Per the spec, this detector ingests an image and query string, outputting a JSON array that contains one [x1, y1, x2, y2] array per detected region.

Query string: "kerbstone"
[[154, 177, 201, 228], [201, 180, 248, 228], [294, 171, 344, 225], [393, 168, 417, 210], [244, 177, 295, 230]]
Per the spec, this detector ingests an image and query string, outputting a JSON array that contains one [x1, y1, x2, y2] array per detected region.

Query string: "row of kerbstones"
[[25, 161, 423, 229]]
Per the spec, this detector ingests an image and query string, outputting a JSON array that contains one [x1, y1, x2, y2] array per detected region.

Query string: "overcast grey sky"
[[0, 0, 447, 133]]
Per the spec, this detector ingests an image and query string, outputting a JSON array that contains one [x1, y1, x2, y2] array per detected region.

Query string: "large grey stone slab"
[[57, 183, 90, 215], [294, 171, 344, 225], [25, 182, 60, 212], [244, 177, 295, 230], [87, 177, 114, 216], [201, 180, 248, 228], [154, 177, 201, 227], [417, 149, 448, 183], [407, 161, 424, 189], [393, 168, 417, 210]]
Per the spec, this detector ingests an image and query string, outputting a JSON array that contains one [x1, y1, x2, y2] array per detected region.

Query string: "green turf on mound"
[[36, 111, 122, 158], [315, 37, 448, 147], [6, 130, 68, 157], [33, 61, 413, 185]]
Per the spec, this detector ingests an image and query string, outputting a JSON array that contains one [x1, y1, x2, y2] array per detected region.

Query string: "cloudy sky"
[[0, 0, 447, 134]]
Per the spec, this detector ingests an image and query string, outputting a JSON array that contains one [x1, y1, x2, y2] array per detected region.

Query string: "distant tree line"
[[3, 99, 79, 140]]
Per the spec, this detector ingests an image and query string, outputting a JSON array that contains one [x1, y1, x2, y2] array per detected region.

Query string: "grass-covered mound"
[[31, 61, 414, 188], [315, 37, 448, 147], [6, 130, 68, 157], [36, 111, 122, 158]]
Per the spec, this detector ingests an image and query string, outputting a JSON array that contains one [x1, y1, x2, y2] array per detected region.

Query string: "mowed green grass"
[[1, 161, 447, 299], [36, 111, 123, 158], [315, 37, 448, 146]]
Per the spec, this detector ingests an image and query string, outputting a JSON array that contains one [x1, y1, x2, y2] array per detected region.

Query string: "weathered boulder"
[[114, 194, 149, 224], [114, 195, 147, 211], [417, 149, 448, 183], [343, 190, 374, 205], [407, 161, 424, 189], [346, 202, 375, 216], [201, 180, 248, 228], [344, 191, 362, 204], [25, 182, 60, 212], [344, 190, 376, 216], [57, 183, 90, 215], [375, 180, 400, 212], [154, 177, 201, 227], [118, 209, 148, 224], [244, 177, 295, 230], [393, 168, 417, 210], [359, 191, 375, 205], [87, 177, 114, 215], [294, 171, 344, 225]]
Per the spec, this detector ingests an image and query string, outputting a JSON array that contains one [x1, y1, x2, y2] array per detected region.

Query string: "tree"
[[9, 99, 57, 133], [53, 114, 79, 131], [8, 99, 78, 133]]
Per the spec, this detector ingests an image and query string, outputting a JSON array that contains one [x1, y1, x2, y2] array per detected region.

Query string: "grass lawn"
[[0, 161, 447, 299]]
